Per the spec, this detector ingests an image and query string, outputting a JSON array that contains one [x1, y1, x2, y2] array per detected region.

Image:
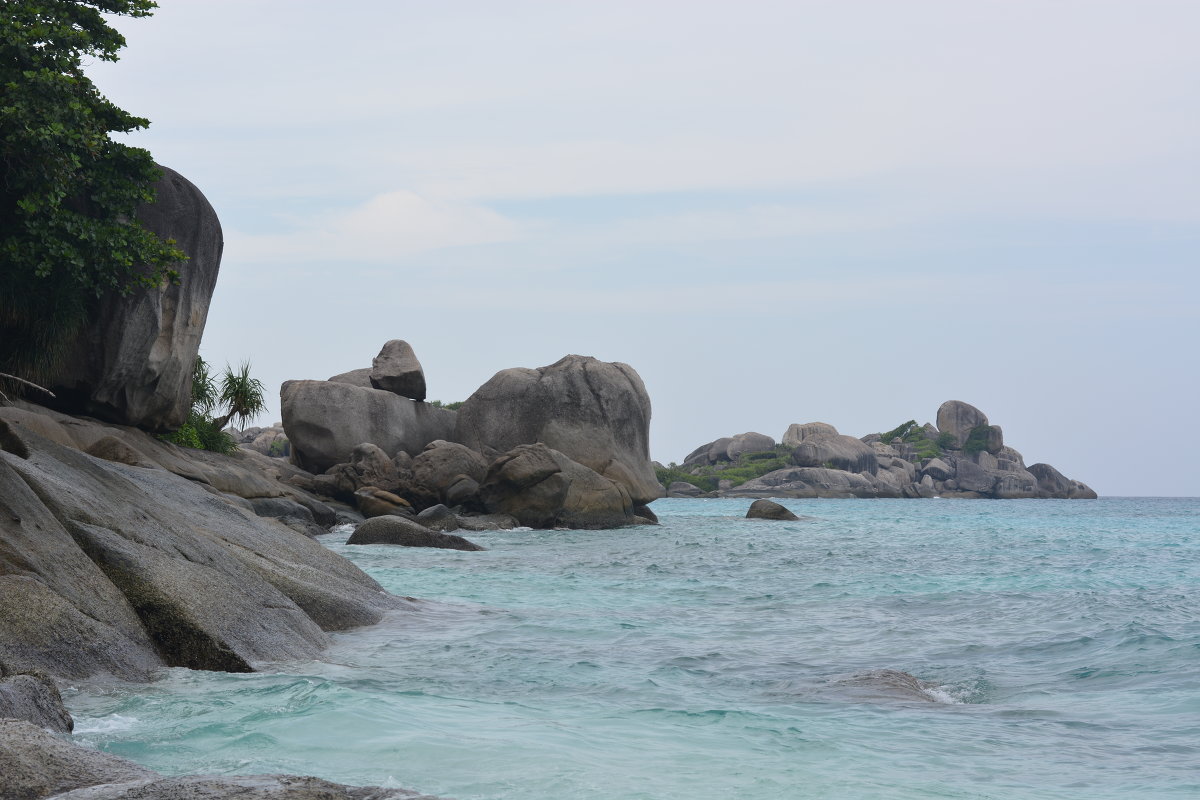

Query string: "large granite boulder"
[[281, 380, 455, 473], [1028, 463, 1098, 499], [724, 466, 896, 498], [791, 434, 879, 475], [479, 443, 636, 529], [44, 166, 223, 432], [935, 400, 989, 449], [370, 339, 427, 401], [411, 440, 489, 504], [782, 422, 839, 448], [667, 481, 707, 498], [454, 355, 659, 504], [746, 499, 799, 520], [0, 414, 401, 681], [327, 442, 401, 497], [683, 437, 733, 466]]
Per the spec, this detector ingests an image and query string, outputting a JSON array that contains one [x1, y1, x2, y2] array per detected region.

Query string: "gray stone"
[[281, 380, 456, 473], [790, 434, 879, 475], [992, 470, 1039, 498], [722, 467, 889, 499], [411, 440, 488, 503], [0, 719, 444, 800], [832, 670, 937, 703], [51, 775, 444, 799], [456, 513, 519, 531], [479, 442, 635, 529], [725, 432, 776, 461], [444, 476, 481, 508], [347, 515, 484, 551], [666, 481, 706, 498], [44, 166, 223, 432], [949, 456, 996, 493], [454, 355, 659, 505], [781, 422, 839, 448], [921, 458, 952, 481], [683, 437, 732, 466], [0, 673, 73, 733], [327, 367, 373, 388], [0, 718, 156, 800], [0, 419, 400, 680], [353, 487, 412, 518], [369, 339, 427, 401], [746, 499, 799, 520], [935, 400, 989, 450], [415, 504, 460, 532]]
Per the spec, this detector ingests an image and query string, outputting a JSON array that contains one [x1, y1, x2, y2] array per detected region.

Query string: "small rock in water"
[[746, 499, 800, 521]]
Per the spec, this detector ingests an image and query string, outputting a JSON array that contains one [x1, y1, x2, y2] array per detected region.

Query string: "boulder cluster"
[[666, 400, 1096, 499], [281, 348, 660, 530]]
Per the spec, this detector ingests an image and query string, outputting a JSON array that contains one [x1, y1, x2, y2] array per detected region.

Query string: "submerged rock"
[[832, 669, 940, 703]]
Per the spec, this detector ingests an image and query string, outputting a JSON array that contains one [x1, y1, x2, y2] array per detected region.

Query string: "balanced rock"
[[281, 380, 455, 473], [479, 442, 635, 529], [347, 514, 484, 551], [746, 499, 799, 521], [44, 166, 223, 431], [455, 355, 659, 504], [370, 339, 427, 401]]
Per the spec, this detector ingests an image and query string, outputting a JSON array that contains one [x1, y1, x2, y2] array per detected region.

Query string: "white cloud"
[[224, 190, 522, 263]]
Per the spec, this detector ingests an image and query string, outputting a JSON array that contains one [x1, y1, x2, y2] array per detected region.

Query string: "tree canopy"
[[0, 1, 184, 381]]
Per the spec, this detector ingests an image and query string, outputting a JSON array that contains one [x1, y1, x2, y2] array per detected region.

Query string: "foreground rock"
[[674, 400, 1095, 500], [0, 671, 73, 733], [0, 406, 402, 681], [0, 719, 443, 800], [455, 355, 660, 505], [746, 499, 800, 521], [281, 379, 455, 473], [347, 514, 485, 551], [479, 443, 636, 529], [43, 166, 223, 432]]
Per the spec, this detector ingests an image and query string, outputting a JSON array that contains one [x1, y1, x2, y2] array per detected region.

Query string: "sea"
[[64, 497, 1200, 800]]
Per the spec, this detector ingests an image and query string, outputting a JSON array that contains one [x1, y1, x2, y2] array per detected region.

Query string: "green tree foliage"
[[0, 1, 185, 381], [211, 361, 266, 432], [161, 357, 265, 455]]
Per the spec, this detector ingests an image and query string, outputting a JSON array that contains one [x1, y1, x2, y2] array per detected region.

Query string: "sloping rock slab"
[[0, 718, 156, 800], [0, 420, 401, 680]]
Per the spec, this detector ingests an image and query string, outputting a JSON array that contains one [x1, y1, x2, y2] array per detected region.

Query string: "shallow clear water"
[[66, 498, 1200, 799]]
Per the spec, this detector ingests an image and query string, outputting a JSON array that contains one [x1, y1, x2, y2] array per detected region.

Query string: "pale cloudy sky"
[[93, 0, 1198, 496]]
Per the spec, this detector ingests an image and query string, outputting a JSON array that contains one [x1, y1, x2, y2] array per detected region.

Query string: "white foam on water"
[[921, 685, 965, 704], [72, 714, 139, 735], [331, 523, 356, 535]]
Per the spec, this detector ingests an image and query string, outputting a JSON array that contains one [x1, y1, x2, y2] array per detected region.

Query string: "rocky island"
[[661, 403, 1096, 500]]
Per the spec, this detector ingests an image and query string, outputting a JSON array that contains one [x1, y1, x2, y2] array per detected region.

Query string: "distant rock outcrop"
[[43, 166, 223, 431], [669, 400, 1094, 500], [455, 355, 660, 505]]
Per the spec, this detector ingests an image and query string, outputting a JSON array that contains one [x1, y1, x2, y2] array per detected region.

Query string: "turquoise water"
[[66, 498, 1200, 799]]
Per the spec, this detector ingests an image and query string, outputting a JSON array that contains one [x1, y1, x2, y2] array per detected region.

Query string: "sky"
[[89, 0, 1198, 496]]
